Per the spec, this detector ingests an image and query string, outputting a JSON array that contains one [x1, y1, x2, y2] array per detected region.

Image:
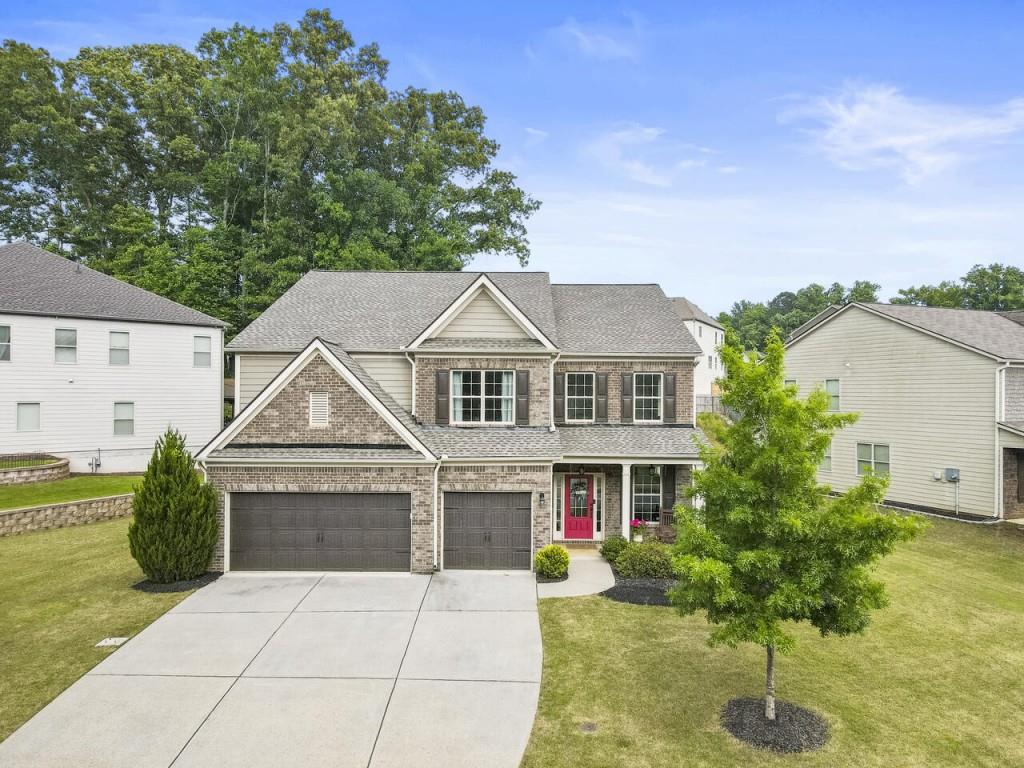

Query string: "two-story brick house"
[[198, 271, 704, 573]]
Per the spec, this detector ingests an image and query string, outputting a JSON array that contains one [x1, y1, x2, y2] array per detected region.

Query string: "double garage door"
[[230, 492, 410, 571]]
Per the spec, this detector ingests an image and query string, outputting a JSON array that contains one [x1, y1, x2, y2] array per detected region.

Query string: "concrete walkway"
[[537, 548, 615, 599], [0, 571, 541, 768]]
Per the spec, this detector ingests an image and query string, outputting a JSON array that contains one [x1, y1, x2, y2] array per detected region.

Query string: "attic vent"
[[309, 392, 329, 427]]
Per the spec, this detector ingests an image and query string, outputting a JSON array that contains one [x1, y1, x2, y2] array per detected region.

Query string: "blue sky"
[[5, 2, 1024, 314]]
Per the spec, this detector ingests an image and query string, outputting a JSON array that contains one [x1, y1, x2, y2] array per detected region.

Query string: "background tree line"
[[718, 263, 1024, 351], [0, 9, 539, 335]]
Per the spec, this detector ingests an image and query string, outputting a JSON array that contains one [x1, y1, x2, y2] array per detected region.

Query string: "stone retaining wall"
[[0, 493, 133, 537], [0, 458, 70, 486]]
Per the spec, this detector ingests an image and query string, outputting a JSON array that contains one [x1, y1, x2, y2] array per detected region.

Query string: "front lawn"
[[0, 474, 139, 511], [523, 517, 1024, 768], [0, 518, 195, 741]]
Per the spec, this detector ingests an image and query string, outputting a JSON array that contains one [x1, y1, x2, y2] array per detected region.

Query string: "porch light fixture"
[[539, 492, 546, 507]]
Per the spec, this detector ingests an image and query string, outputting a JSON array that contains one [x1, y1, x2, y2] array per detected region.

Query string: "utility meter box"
[[944, 468, 960, 483]]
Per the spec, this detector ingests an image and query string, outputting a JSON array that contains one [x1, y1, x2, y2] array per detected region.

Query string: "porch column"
[[621, 463, 632, 538]]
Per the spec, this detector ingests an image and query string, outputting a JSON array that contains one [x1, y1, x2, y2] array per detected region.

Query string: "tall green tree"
[[670, 330, 923, 720], [891, 263, 1024, 311], [0, 9, 540, 334]]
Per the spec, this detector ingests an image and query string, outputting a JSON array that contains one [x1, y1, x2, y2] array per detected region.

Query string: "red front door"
[[564, 475, 594, 539]]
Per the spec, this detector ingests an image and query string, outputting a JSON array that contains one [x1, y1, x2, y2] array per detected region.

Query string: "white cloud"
[[524, 127, 549, 146], [717, 165, 741, 174], [584, 124, 725, 186], [550, 16, 643, 61], [782, 83, 1024, 183]]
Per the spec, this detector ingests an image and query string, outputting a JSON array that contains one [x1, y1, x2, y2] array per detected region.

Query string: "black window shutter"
[[553, 371, 565, 424], [663, 373, 676, 423], [621, 373, 633, 424], [516, 370, 530, 425], [662, 464, 676, 515], [595, 373, 608, 422], [436, 370, 449, 425]]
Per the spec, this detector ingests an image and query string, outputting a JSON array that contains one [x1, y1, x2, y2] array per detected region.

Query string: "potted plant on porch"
[[630, 518, 647, 542]]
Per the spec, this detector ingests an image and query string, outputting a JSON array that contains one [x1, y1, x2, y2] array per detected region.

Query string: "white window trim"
[[0, 324, 10, 362], [113, 401, 134, 437], [109, 330, 130, 366], [633, 372, 664, 424], [450, 369, 516, 425], [193, 335, 212, 368], [784, 379, 797, 388], [309, 391, 330, 427], [820, 440, 832, 472], [55, 327, 77, 364], [552, 471, 606, 541], [824, 377, 841, 411], [16, 402, 41, 432], [631, 465, 663, 524], [856, 442, 890, 477], [565, 372, 596, 424]]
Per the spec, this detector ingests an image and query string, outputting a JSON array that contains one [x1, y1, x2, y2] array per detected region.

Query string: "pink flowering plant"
[[630, 518, 647, 541]]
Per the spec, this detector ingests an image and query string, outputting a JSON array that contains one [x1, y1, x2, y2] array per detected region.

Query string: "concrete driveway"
[[0, 571, 541, 768]]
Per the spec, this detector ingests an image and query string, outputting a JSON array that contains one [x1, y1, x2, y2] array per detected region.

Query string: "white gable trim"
[[785, 303, 1010, 362], [198, 338, 435, 461], [405, 274, 557, 351]]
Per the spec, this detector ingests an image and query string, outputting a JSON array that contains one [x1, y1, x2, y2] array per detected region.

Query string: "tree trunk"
[[765, 644, 776, 721]]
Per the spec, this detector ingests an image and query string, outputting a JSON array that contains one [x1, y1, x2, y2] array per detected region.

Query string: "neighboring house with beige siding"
[[786, 302, 1024, 519]]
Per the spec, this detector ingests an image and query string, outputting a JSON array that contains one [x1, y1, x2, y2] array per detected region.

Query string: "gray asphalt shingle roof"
[[0, 242, 224, 327], [209, 446, 424, 461], [671, 296, 723, 330], [419, 426, 563, 458], [559, 425, 704, 458], [227, 271, 700, 356], [790, 302, 1024, 360], [416, 337, 548, 352]]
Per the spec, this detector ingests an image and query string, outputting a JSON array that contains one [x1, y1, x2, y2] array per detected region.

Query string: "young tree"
[[128, 428, 219, 583], [669, 330, 923, 721]]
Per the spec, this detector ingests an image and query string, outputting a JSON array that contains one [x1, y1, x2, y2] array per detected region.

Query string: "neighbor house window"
[[825, 379, 840, 411], [113, 402, 134, 435], [16, 402, 40, 432], [193, 335, 211, 367], [566, 372, 594, 422], [452, 370, 513, 423], [55, 328, 77, 363], [634, 373, 662, 422], [820, 440, 832, 471], [708, 355, 713, 368], [0, 325, 9, 361], [309, 392, 329, 427], [857, 443, 889, 476], [632, 465, 662, 523], [784, 379, 797, 388], [109, 331, 130, 365], [698, 325, 702, 337]]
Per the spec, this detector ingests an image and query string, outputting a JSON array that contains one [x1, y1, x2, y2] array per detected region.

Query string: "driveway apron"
[[0, 571, 541, 768]]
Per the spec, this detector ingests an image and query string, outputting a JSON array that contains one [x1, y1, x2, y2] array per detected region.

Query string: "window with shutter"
[[309, 392, 330, 426]]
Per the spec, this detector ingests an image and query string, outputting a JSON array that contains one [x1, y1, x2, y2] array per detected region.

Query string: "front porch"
[[550, 461, 696, 544]]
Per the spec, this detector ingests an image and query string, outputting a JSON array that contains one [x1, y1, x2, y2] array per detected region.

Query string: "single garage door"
[[230, 492, 410, 571], [443, 492, 531, 569]]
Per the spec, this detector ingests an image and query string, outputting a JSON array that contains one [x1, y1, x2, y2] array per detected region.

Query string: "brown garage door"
[[230, 492, 410, 571], [443, 492, 531, 569]]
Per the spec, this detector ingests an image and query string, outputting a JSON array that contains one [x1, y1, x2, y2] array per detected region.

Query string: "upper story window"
[[0, 325, 9, 361], [55, 328, 77, 363], [784, 379, 797, 388], [193, 335, 211, 368], [566, 372, 594, 422], [452, 370, 513, 424], [109, 331, 130, 365], [857, 443, 889, 476], [113, 402, 134, 435], [707, 355, 713, 368], [309, 392, 329, 427], [634, 372, 662, 422], [820, 440, 832, 471], [825, 379, 840, 411], [16, 402, 40, 432]]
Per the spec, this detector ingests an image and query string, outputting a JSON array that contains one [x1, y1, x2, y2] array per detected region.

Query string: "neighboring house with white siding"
[[0, 242, 225, 472], [671, 297, 725, 397], [785, 302, 1024, 520]]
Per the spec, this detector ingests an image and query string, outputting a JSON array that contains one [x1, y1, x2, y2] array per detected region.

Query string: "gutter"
[[549, 351, 561, 432], [405, 351, 417, 417], [995, 362, 1011, 519], [433, 455, 448, 570]]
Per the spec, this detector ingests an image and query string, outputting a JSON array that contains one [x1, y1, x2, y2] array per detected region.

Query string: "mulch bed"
[[132, 571, 221, 593], [599, 567, 677, 606], [536, 571, 569, 584], [721, 696, 829, 753]]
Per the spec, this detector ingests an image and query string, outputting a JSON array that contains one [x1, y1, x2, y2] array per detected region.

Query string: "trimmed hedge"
[[599, 535, 628, 562], [614, 541, 675, 579], [535, 544, 570, 579]]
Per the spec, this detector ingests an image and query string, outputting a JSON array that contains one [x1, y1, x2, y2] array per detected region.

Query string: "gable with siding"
[[435, 287, 531, 339]]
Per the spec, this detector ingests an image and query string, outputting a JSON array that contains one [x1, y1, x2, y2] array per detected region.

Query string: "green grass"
[[0, 474, 139, 511], [0, 518, 194, 740], [523, 518, 1024, 768]]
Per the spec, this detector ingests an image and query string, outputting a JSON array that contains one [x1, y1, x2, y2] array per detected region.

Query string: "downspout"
[[433, 455, 447, 570], [405, 351, 417, 418], [549, 351, 561, 431], [995, 362, 1010, 519]]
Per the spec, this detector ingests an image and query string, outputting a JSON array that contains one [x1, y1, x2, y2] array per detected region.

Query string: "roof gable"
[[671, 297, 723, 330]]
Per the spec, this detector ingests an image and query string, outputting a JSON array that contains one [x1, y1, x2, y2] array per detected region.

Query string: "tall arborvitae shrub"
[[128, 428, 218, 582]]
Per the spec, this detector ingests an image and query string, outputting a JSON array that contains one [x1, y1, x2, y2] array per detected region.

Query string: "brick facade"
[[232, 354, 407, 446], [437, 463, 553, 558], [0, 493, 132, 537], [205, 464, 436, 572], [1004, 448, 1024, 519], [555, 359, 696, 424], [414, 355, 552, 426]]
